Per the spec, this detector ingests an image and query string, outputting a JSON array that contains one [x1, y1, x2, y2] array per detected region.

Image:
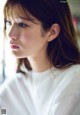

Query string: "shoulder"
[[50, 65, 80, 115], [0, 72, 27, 96], [53, 64, 80, 101], [0, 70, 32, 96], [63, 64, 80, 85], [61, 64, 80, 91], [66, 64, 80, 74], [60, 64, 80, 81], [0, 71, 31, 108], [62, 64, 80, 75], [55, 64, 80, 88], [50, 92, 80, 115]]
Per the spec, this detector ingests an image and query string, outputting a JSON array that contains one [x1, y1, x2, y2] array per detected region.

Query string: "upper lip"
[[10, 41, 20, 47], [10, 44, 20, 48]]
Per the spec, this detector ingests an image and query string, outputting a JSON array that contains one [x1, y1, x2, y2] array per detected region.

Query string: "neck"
[[27, 54, 52, 72]]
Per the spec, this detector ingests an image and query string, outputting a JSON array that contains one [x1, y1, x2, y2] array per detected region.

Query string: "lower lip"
[[10, 45, 20, 49]]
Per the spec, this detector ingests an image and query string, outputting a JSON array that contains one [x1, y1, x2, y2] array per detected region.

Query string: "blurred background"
[[68, 0, 80, 46], [0, 0, 80, 84]]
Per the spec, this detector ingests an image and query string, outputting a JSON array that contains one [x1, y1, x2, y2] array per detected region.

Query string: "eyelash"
[[18, 23, 28, 27], [5, 20, 28, 28]]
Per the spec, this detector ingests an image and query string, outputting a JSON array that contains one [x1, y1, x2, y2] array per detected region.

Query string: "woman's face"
[[6, 5, 49, 59]]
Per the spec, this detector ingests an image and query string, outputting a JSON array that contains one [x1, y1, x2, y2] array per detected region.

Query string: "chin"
[[11, 50, 29, 59], [12, 52, 24, 58]]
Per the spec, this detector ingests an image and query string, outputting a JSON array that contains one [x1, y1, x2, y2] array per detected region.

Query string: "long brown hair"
[[4, 0, 80, 74]]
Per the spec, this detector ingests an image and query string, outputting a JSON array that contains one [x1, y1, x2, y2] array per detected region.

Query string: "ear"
[[47, 23, 60, 42]]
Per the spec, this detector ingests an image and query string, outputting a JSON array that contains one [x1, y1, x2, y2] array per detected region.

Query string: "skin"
[[6, 5, 60, 72]]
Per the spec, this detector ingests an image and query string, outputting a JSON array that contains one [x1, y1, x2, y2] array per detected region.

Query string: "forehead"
[[6, 4, 39, 23]]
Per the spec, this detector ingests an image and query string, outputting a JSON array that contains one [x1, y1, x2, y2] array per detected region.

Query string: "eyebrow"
[[19, 16, 39, 24], [6, 15, 39, 24], [19, 16, 34, 22]]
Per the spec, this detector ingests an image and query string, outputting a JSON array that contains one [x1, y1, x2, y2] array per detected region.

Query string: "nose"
[[8, 24, 19, 40]]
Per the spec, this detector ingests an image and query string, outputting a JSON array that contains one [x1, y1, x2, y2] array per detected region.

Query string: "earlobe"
[[48, 23, 60, 42]]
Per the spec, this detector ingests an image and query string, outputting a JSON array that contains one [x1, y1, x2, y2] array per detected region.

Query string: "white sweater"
[[0, 65, 80, 115]]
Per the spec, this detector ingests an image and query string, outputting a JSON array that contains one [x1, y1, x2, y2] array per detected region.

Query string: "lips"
[[9, 40, 20, 49], [10, 44, 20, 49]]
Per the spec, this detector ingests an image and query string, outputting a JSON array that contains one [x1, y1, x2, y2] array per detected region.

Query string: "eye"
[[5, 20, 12, 30], [18, 23, 28, 28], [6, 20, 12, 26]]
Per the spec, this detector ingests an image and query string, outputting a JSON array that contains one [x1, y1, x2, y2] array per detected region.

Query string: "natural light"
[[0, 0, 16, 83]]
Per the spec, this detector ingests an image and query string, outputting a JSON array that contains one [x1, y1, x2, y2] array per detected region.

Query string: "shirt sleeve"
[[50, 93, 80, 115]]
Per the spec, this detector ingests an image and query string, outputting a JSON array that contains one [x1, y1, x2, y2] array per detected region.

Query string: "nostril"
[[10, 40, 13, 44]]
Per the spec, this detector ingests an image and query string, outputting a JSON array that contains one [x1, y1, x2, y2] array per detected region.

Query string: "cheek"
[[20, 26, 47, 50], [20, 34, 46, 54], [20, 34, 34, 47], [20, 30, 41, 45]]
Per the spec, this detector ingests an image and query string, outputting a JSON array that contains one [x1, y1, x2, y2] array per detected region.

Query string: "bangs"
[[4, 2, 37, 23]]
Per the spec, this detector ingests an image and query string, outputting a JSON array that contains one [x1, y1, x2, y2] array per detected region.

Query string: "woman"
[[0, 0, 80, 115]]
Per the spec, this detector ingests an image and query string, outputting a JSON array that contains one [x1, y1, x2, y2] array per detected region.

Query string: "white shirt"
[[0, 64, 80, 115]]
